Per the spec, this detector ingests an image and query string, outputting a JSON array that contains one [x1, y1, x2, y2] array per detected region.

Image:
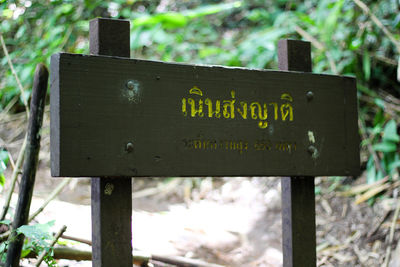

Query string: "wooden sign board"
[[50, 53, 359, 177]]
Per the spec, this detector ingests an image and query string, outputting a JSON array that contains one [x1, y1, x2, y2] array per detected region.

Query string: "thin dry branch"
[[0, 135, 27, 221], [35, 225, 67, 266], [353, 0, 400, 81], [0, 34, 29, 117], [358, 118, 386, 176], [152, 254, 227, 267], [0, 94, 19, 121], [294, 25, 324, 50], [29, 178, 72, 222], [0, 137, 16, 170], [24, 247, 149, 264], [52, 234, 226, 267], [294, 25, 338, 73], [353, 0, 400, 54], [60, 234, 92, 246], [0, 178, 71, 242]]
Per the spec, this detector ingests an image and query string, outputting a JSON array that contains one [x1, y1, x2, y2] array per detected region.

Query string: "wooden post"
[[6, 64, 48, 267], [89, 18, 132, 267], [278, 39, 316, 267]]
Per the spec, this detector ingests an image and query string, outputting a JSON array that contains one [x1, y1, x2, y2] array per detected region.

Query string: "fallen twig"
[[152, 254, 226, 267], [339, 176, 389, 197], [366, 209, 392, 241], [355, 182, 393, 205], [24, 247, 151, 265], [60, 234, 92, 246], [24, 247, 92, 261], [49, 234, 226, 267], [383, 199, 400, 267], [35, 225, 67, 266]]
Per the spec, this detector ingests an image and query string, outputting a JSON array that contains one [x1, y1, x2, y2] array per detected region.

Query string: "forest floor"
[[1, 109, 399, 267]]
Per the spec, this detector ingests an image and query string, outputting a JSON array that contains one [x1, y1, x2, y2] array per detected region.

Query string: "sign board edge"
[[50, 53, 61, 177]]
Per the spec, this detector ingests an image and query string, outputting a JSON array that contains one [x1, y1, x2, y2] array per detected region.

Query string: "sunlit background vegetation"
[[1, 0, 400, 202], [1, 0, 400, 265]]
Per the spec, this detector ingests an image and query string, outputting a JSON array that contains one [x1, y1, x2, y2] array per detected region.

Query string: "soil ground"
[[1, 110, 399, 266]]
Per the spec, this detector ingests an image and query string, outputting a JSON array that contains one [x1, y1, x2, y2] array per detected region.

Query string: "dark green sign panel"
[[50, 53, 359, 177]]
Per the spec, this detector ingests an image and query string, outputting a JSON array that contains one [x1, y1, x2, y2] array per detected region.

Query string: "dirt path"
[[1, 110, 398, 266]]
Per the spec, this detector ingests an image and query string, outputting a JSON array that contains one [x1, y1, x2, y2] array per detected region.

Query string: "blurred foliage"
[[0, 220, 56, 265], [0, 150, 8, 189], [0, 0, 400, 186]]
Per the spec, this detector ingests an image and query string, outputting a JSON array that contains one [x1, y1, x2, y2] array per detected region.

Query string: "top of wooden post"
[[89, 18, 130, 57], [278, 39, 312, 72]]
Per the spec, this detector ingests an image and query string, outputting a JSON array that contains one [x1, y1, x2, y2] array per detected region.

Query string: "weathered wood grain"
[[279, 39, 316, 267], [87, 18, 133, 267], [50, 52, 359, 177]]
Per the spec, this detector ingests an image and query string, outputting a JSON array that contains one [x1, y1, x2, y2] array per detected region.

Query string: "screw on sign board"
[[50, 18, 360, 267]]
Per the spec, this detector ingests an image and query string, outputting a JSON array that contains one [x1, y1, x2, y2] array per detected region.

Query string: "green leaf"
[[374, 98, 386, 109], [0, 219, 11, 225], [0, 150, 8, 187], [350, 38, 362, 50], [133, 13, 187, 29], [315, 186, 321, 195], [0, 242, 6, 262], [133, 1, 242, 29], [54, 4, 74, 16], [20, 247, 31, 258], [0, 174, 4, 187], [0, 242, 5, 253], [383, 120, 400, 143], [17, 221, 55, 246], [373, 141, 397, 152], [0, 150, 8, 165], [389, 159, 400, 171], [184, 1, 242, 19], [363, 50, 371, 80], [366, 157, 377, 184]]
